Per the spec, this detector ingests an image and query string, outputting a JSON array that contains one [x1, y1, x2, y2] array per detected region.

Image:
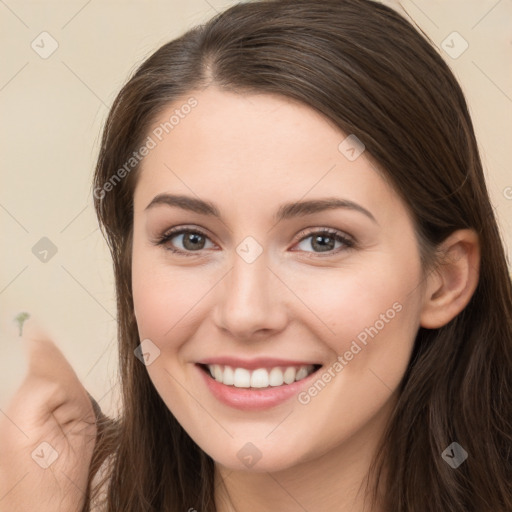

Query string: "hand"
[[0, 314, 98, 512]]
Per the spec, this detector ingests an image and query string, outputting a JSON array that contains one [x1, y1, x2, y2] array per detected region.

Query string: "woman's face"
[[131, 86, 427, 472]]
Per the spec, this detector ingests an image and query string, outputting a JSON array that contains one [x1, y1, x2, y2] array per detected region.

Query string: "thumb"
[[14, 312, 98, 429], [17, 312, 80, 385]]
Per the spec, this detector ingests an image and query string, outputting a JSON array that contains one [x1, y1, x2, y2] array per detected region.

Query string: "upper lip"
[[196, 357, 321, 370]]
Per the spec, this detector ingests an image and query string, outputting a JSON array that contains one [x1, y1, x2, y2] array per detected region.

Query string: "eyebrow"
[[145, 193, 378, 224]]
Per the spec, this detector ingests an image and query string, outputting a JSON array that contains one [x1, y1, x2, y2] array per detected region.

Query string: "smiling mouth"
[[198, 363, 322, 389]]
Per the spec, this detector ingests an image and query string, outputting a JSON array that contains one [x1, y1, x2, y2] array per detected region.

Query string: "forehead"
[[142, 87, 347, 171], [133, 87, 403, 225]]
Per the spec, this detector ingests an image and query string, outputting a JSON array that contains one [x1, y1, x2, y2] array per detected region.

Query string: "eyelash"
[[153, 226, 356, 258]]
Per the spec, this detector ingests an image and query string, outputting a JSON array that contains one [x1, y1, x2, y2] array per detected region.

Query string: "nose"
[[212, 250, 288, 341]]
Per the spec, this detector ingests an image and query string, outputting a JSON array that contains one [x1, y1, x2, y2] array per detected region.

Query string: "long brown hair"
[[87, 0, 512, 510]]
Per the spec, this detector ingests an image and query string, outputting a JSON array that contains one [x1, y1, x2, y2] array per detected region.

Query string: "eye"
[[153, 226, 355, 258], [154, 227, 215, 256], [293, 228, 355, 256]]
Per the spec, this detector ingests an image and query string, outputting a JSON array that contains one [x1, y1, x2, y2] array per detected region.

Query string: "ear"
[[420, 229, 480, 329]]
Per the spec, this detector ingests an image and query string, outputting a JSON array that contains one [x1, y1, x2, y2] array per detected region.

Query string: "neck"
[[214, 394, 395, 512]]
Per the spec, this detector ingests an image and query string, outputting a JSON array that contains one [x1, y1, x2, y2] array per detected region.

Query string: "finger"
[[19, 313, 80, 384], [14, 313, 96, 428]]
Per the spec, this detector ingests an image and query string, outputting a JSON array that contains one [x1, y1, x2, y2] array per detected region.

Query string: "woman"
[[1, 0, 510, 511]]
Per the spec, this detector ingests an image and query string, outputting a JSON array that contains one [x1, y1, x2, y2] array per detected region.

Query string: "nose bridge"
[[213, 241, 286, 338], [231, 246, 269, 305]]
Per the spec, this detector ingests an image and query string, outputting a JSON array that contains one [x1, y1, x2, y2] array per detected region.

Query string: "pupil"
[[313, 234, 334, 252], [184, 233, 204, 250]]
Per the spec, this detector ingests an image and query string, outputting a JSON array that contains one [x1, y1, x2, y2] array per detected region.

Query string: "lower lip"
[[196, 364, 321, 411]]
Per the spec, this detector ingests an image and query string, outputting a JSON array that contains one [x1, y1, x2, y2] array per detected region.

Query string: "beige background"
[[1, 0, 511, 416]]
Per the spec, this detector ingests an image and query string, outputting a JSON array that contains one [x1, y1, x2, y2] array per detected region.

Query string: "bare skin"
[[0, 88, 480, 511], [0, 316, 97, 512], [131, 88, 480, 511]]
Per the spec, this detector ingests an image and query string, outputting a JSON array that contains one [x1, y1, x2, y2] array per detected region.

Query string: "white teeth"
[[206, 364, 317, 388], [295, 367, 309, 381], [213, 364, 223, 382], [269, 367, 284, 386], [250, 368, 269, 388], [233, 368, 251, 388], [283, 367, 296, 384], [223, 365, 234, 385]]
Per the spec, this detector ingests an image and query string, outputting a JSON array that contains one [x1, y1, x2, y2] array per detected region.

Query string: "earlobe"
[[420, 229, 480, 329]]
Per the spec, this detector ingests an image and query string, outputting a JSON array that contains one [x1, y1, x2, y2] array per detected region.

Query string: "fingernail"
[[14, 312, 31, 337]]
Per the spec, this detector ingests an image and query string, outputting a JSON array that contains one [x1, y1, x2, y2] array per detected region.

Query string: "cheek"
[[289, 252, 422, 350], [131, 250, 216, 347], [132, 265, 186, 342], [286, 250, 423, 419], [131, 255, 202, 413], [287, 261, 422, 455], [132, 252, 164, 338], [131, 241, 182, 347]]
